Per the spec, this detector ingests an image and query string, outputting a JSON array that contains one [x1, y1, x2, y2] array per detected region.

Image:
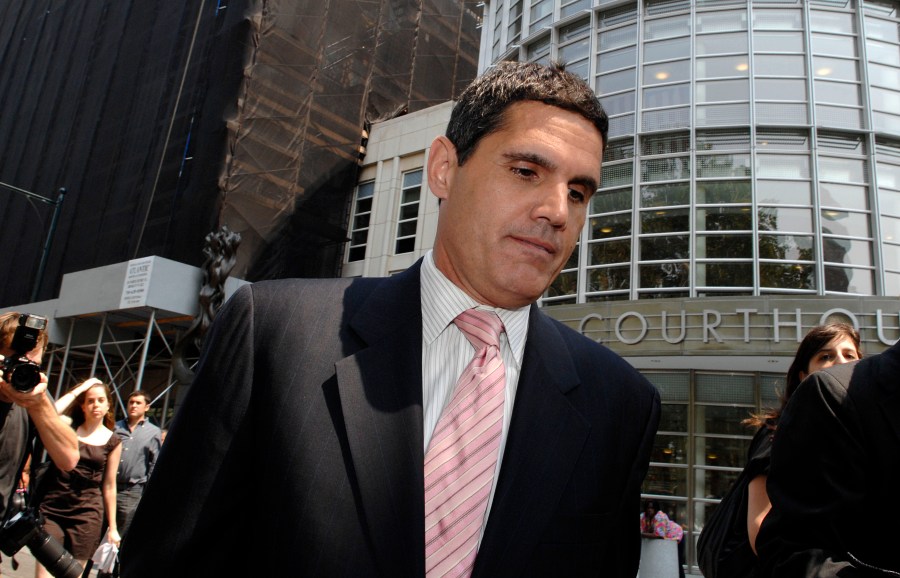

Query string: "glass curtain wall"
[[483, 0, 900, 304]]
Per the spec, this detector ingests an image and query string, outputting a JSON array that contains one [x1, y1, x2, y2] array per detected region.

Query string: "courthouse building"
[[345, 0, 900, 569]]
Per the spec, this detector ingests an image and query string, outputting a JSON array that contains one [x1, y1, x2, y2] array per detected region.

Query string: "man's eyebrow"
[[502, 151, 599, 192]]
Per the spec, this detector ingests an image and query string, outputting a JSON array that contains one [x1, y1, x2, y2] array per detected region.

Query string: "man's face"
[[127, 395, 149, 421], [429, 101, 603, 309]]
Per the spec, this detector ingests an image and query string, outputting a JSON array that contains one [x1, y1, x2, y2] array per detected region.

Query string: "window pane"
[[590, 239, 632, 265], [810, 9, 855, 33], [697, 206, 753, 230], [598, 68, 637, 93], [644, 60, 691, 84], [812, 33, 859, 57], [753, 31, 804, 52], [696, 180, 752, 203], [641, 157, 691, 182], [760, 263, 815, 289], [755, 54, 806, 76], [755, 78, 807, 100], [756, 154, 810, 179], [591, 213, 633, 238], [696, 9, 747, 33], [642, 207, 690, 232], [753, 9, 803, 30], [867, 17, 900, 42], [402, 170, 422, 187], [758, 234, 815, 260], [357, 181, 375, 199], [642, 132, 691, 155], [640, 182, 691, 207], [644, 14, 691, 40], [602, 162, 634, 188], [696, 55, 750, 79], [871, 86, 900, 112], [814, 80, 861, 106], [592, 187, 633, 212], [588, 265, 632, 291], [644, 83, 691, 107], [397, 221, 416, 237], [758, 207, 814, 232], [697, 262, 754, 287], [640, 262, 690, 287], [644, 36, 691, 62], [825, 266, 874, 293], [868, 62, 900, 88], [755, 180, 812, 205], [696, 153, 752, 177], [599, 46, 637, 73], [697, 234, 753, 258], [820, 183, 868, 210], [813, 56, 859, 81], [643, 465, 688, 496], [818, 157, 867, 183], [599, 23, 637, 51], [395, 237, 415, 254], [399, 204, 417, 220], [650, 434, 688, 464], [821, 210, 872, 237], [600, 91, 636, 116], [878, 189, 900, 216], [560, 37, 590, 64], [697, 80, 750, 103], [641, 235, 690, 260], [696, 31, 748, 55], [822, 237, 873, 265]]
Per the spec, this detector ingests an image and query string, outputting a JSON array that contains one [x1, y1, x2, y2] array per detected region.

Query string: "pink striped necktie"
[[424, 309, 506, 578]]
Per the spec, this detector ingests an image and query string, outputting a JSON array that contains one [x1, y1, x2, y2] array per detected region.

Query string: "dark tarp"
[[0, 0, 480, 305]]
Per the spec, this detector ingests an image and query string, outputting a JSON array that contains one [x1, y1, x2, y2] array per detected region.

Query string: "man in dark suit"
[[757, 340, 900, 576], [120, 61, 660, 577]]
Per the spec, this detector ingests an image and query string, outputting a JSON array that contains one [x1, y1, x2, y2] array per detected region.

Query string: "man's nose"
[[532, 184, 569, 227]]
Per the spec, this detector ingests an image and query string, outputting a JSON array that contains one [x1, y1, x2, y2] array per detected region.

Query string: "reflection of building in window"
[[395, 170, 422, 254], [347, 181, 374, 262]]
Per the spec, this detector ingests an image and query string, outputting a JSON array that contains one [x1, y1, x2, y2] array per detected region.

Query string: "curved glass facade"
[[482, 0, 900, 305]]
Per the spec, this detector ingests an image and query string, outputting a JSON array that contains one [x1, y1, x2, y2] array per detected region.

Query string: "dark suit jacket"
[[120, 263, 660, 577], [757, 341, 900, 577]]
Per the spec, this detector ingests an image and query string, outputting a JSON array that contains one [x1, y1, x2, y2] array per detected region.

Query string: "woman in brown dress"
[[36, 378, 122, 577]]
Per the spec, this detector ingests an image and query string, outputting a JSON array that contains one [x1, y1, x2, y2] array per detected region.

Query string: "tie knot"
[[453, 309, 504, 350]]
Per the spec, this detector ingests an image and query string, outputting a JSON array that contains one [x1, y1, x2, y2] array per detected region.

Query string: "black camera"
[[1, 314, 47, 392], [0, 508, 82, 578]]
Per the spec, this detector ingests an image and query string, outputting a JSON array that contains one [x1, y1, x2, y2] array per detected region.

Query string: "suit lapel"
[[474, 308, 590, 577], [335, 263, 426, 577]]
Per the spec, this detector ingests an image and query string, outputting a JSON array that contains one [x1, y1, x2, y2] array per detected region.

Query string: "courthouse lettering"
[[578, 307, 900, 347]]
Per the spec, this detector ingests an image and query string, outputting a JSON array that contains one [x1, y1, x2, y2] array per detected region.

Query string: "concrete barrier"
[[637, 537, 679, 578]]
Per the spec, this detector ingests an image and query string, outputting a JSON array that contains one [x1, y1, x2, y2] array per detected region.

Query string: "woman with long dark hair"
[[35, 378, 122, 577], [699, 323, 861, 578]]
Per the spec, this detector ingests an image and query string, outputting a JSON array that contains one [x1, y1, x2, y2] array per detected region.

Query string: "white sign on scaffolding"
[[119, 256, 155, 309]]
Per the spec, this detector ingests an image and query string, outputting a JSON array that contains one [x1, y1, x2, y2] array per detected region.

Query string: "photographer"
[[0, 312, 79, 572]]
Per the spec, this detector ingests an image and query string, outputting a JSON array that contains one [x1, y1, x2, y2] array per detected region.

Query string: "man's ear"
[[427, 136, 457, 202]]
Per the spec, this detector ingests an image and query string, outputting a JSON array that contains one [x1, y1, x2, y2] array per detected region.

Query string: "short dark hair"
[[128, 389, 152, 404], [446, 61, 609, 166]]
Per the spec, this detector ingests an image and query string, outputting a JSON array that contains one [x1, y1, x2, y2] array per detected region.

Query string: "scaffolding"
[[4, 256, 247, 428]]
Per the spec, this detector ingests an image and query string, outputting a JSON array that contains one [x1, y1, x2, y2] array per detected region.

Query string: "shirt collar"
[[421, 251, 530, 367]]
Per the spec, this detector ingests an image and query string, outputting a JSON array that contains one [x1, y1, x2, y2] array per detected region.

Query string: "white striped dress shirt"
[[420, 251, 530, 534]]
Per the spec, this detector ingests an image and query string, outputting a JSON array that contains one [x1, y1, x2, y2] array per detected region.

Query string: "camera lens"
[[9, 361, 41, 392]]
